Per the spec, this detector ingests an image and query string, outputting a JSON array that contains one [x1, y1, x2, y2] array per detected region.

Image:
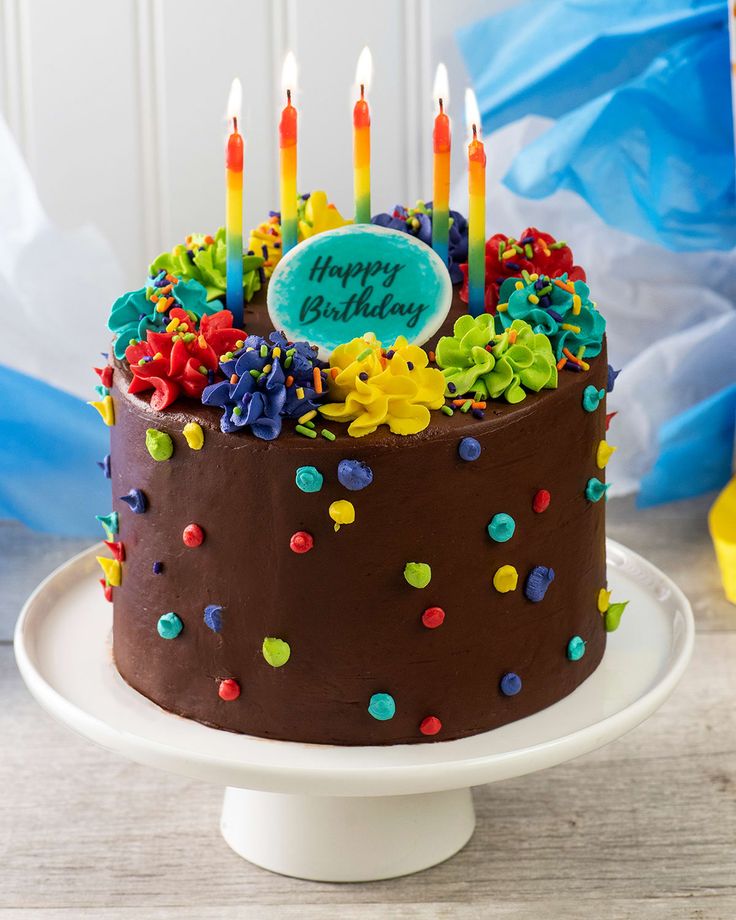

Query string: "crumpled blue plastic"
[[458, 0, 734, 252], [0, 365, 107, 536], [638, 383, 736, 506]]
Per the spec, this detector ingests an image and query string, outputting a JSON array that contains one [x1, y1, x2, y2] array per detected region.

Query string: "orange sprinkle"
[[198, 334, 207, 349], [313, 366, 323, 394], [428, 351, 436, 363], [556, 358, 568, 370], [285, 375, 294, 387], [165, 273, 177, 283], [508, 330, 518, 345], [150, 294, 159, 303], [471, 401, 487, 409], [452, 399, 465, 407], [230, 374, 238, 384], [553, 278, 575, 293], [330, 367, 340, 379], [159, 283, 173, 295], [562, 347, 584, 366], [204, 235, 214, 245]]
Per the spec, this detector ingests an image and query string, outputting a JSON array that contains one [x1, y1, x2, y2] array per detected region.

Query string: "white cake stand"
[[14, 539, 693, 882]]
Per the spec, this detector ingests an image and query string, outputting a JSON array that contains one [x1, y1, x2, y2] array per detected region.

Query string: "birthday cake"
[[91, 193, 626, 746]]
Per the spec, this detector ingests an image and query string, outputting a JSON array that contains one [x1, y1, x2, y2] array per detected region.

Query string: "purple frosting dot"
[[152, 561, 163, 575]]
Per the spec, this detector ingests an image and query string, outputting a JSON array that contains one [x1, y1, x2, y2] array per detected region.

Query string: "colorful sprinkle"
[[493, 565, 518, 593], [368, 692, 396, 721], [582, 386, 605, 413], [295, 465, 323, 493], [585, 477, 610, 503], [262, 637, 291, 668], [295, 424, 317, 438], [120, 488, 147, 514], [597, 588, 611, 613], [567, 636, 587, 660], [182, 523, 205, 547], [329, 500, 355, 531], [488, 513, 516, 543], [458, 437, 481, 462], [532, 489, 551, 513], [596, 440, 617, 469], [420, 715, 442, 736], [500, 672, 522, 696], [157, 612, 183, 639], [321, 428, 336, 440], [337, 459, 373, 491], [182, 421, 204, 450], [289, 531, 314, 554], [441, 405, 454, 416], [204, 604, 223, 632], [605, 601, 629, 632], [404, 562, 432, 589], [524, 565, 555, 602], [422, 606, 445, 629], [96, 511, 119, 540], [145, 428, 173, 461], [218, 678, 241, 701]]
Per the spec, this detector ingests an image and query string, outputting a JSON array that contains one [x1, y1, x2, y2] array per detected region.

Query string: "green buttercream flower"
[[149, 227, 263, 302], [436, 316, 557, 404]]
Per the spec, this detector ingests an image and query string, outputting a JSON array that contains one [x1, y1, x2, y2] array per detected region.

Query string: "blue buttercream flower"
[[202, 332, 324, 440], [107, 276, 218, 360], [497, 273, 606, 361], [372, 201, 468, 284]]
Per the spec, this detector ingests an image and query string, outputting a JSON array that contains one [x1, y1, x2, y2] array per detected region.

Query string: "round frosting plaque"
[[267, 225, 453, 359]]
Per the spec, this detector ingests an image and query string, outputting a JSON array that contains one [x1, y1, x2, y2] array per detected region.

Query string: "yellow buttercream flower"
[[320, 334, 445, 437], [299, 190, 351, 239]]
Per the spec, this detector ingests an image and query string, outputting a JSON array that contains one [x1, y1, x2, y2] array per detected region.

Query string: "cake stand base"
[[220, 786, 475, 881], [15, 539, 694, 883]]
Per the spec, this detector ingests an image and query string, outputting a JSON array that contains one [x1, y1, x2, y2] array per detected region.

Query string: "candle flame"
[[464, 87, 481, 141], [355, 46, 373, 96], [226, 77, 242, 127], [433, 63, 449, 111], [281, 51, 298, 99]]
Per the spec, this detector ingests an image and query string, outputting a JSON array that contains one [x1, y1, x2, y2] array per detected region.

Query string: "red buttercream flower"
[[459, 227, 586, 311], [125, 307, 245, 410]]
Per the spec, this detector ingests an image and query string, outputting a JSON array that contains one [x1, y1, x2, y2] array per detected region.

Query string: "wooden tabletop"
[[1, 495, 734, 919]]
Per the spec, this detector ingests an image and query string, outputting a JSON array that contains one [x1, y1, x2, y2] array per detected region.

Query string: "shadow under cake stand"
[[14, 539, 693, 882]]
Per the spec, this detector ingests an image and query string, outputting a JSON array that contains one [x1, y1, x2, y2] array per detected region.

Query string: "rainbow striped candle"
[[353, 46, 372, 224], [432, 64, 451, 267], [465, 88, 486, 317], [225, 79, 243, 326], [279, 53, 298, 254]]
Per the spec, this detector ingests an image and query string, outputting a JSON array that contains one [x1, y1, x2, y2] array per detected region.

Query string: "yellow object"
[[182, 422, 204, 450], [493, 565, 518, 594], [596, 440, 617, 469], [329, 500, 355, 532], [96, 556, 122, 587], [709, 475, 736, 604], [88, 395, 115, 426], [597, 588, 611, 613]]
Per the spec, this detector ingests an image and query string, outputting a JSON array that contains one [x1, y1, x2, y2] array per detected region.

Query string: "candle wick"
[[232, 115, 238, 133], [472, 124, 477, 141], [360, 83, 365, 100], [439, 98, 444, 115], [287, 88, 291, 105]]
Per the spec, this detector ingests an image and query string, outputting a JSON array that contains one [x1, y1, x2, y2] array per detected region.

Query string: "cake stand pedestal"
[[14, 539, 693, 882]]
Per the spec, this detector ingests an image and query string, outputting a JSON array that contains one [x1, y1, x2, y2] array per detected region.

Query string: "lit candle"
[[280, 52, 298, 254], [432, 63, 451, 267], [465, 88, 486, 317], [225, 78, 244, 325], [353, 46, 372, 224]]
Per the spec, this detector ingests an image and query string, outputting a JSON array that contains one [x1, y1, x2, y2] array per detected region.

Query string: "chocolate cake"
[[91, 199, 625, 745]]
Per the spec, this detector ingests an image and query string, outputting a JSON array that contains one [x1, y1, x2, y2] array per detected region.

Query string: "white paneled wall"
[[0, 0, 508, 288]]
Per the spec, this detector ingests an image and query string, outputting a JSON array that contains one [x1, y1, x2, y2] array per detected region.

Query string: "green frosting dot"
[[157, 612, 183, 639], [567, 636, 586, 660], [146, 428, 174, 462], [263, 637, 291, 667], [585, 477, 610, 503], [605, 601, 629, 632], [488, 513, 516, 543], [404, 562, 432, 589]]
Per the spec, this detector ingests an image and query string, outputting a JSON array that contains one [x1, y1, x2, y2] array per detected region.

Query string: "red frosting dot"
[[289, 531, 314, 554], [99, 578, 113, 603], [420, 716, 442, 736], [422, 606, 446, 629], [218, 678, 240, 701], [532, 489, 551, 513], [183, 523, 204, 547]]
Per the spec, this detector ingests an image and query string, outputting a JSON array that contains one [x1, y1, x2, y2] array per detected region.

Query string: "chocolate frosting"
[[109, 290, 608, 745]]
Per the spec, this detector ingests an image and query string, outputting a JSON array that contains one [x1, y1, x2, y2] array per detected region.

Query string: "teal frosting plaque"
[[267, 225, 453, 358]]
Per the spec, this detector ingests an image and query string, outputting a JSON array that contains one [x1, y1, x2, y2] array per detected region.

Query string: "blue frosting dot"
[[120, 488, 147, 514], [567, 636, 586, 661], [157, 612, 183, 639], [295, 465, 323, 493], [337, 459, 374, 491], [368, 692, 396, 721], [488, 513, 516, 543], [458, 437, 481, 462], [204, 604, 223, 633], [500, 672, 522, 696], [524, 565, 555, 602]]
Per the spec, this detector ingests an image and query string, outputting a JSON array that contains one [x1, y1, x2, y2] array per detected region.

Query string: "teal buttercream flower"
[[150, 228, 263, 302], [497, 273, 605, 361], [107, 277, 220, 360], [435, 315, 557, 404]]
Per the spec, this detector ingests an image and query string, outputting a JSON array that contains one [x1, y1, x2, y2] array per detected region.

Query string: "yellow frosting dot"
[[329, 500, 355, 531], [88, 394, 115, 427], [183, 422, 204, 451], [597, 588, 611, 613], [493, 565, 518, 593], [96, 556, 122, 587], [596, 440, 617, 469]]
